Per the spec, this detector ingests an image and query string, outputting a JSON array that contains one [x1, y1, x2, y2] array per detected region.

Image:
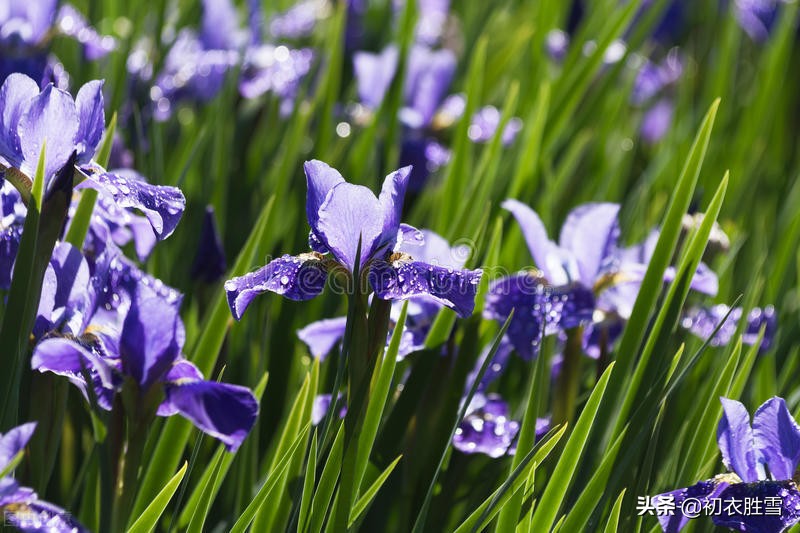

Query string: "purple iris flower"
[[225, 161, 482, 320], [452, 393, 551, 458], [31, 245, 258, 451], [311, 393, 347, 425], [297, 229, 472, 359], [653, 397, 800, 532], [0, 423, 89, 532], [0, 74, 186, 240], [632, 49, 683, 143], [353, 45, 522, 188], [0, 1, 115, 85], [268, 0, 329, 39], [682, 304, 777, 352], [734, 0, 786, 42], [146, 0, 313, 120]]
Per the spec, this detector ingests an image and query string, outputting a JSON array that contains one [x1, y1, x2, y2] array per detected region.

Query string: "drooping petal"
[[120, 287, 182, 389], [316, 182, 384, 271], [662, 261, 719, 296], [752, 397, 800, 481], [718, 397, 760, 482], [73, 80, 105, 164], [163, 379, 258, 451], [453, 393, 520, 458], [225, 253, 327, 320], [157, 358, 204, 416], [304, 159, 345, 237], [353, 46, 399, 110], [18, 84, 79, 182], [0, 73, 38, 167], [0, 423, 36, 472], [558, 202, 620, 286], [654, 476, 731, 533], [501, 199, 567, 284], [402, 45, 456, 128], [31, 337, 114, 398], [4, 498, 90, 532], [369, 257, 482, 318], [683, 305, 776, 353], [377, 166, 412, 251], [713, 479, 800, 532], [77, 166, 186, 240], [238, 45, 313, 101], [297, 317, 347, 360]]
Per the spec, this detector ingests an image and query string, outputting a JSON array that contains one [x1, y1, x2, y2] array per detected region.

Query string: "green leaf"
[[186, 452, 224, 533], [348, 455, 402, 527], [603, 489, 626, 533], [306, 423, 345, 533], [126, 462, 187, 533], [530, 362, 616, 531], [353, 301, 407, 497], [452, 425, 567, 533], [133, 196, 275, 517], [298, 431, 318, 533], [0, 450, 24, 480], [229, 422, 311, 533], [95, 112, 118, 168]]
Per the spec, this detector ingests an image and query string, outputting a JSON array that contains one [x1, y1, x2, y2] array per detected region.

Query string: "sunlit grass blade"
[[306, 423, 345, 533], [348, 455, 402, 528], [185, 452, 224, 533], [126, 462, 187, 533], [603, 489, 626, 533], [297, 430, 318, 533], [530, 362, 616, 531], [229, 422, 311, 533]]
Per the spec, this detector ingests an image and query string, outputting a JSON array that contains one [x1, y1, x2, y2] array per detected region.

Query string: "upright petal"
[[403, 46, 456, 128], [201, 0, 241, 50], [501, 199, 566, 284], [353, 46, 399, 110], [718, 397, 760, 482], [163, 380, 258, 451], [297, 317, 347, 359], [369, 257, 482, 318], [558, 203, 620, 286], [377, 166, 412, 251], [316, 182, 383, 271], [304, 159, 345, 237], [73, 80, 105, 164], [77, 166, 185, 239], [120, 288, 182, 389], [752, 397, 800, 481], [0, 73, 38, 167], [225, 253, 327, 320], [0, 423, 36, 471], [18, 84, 79, 182]]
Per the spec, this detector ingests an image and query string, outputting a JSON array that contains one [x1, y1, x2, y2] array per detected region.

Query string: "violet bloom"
[[0, 423, 88, 532], [32, 250, 258, 451], [297, 229, 471, 359], [0, 1, 115, 85], [453, 393, 550, 458], [0, 181, 25, 288], [311, 393, 347, 425], [0, 74, 185, 240], [682, 304, 777, 352], [632, 49, 683, 143], [225, 161, 482, 320], [735, 0, 785, 42], [653, 397, 800, 532], [353, 45, 522, 188]]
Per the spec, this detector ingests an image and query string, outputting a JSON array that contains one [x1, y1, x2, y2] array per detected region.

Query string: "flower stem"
[[553, 326, 584, 425]]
